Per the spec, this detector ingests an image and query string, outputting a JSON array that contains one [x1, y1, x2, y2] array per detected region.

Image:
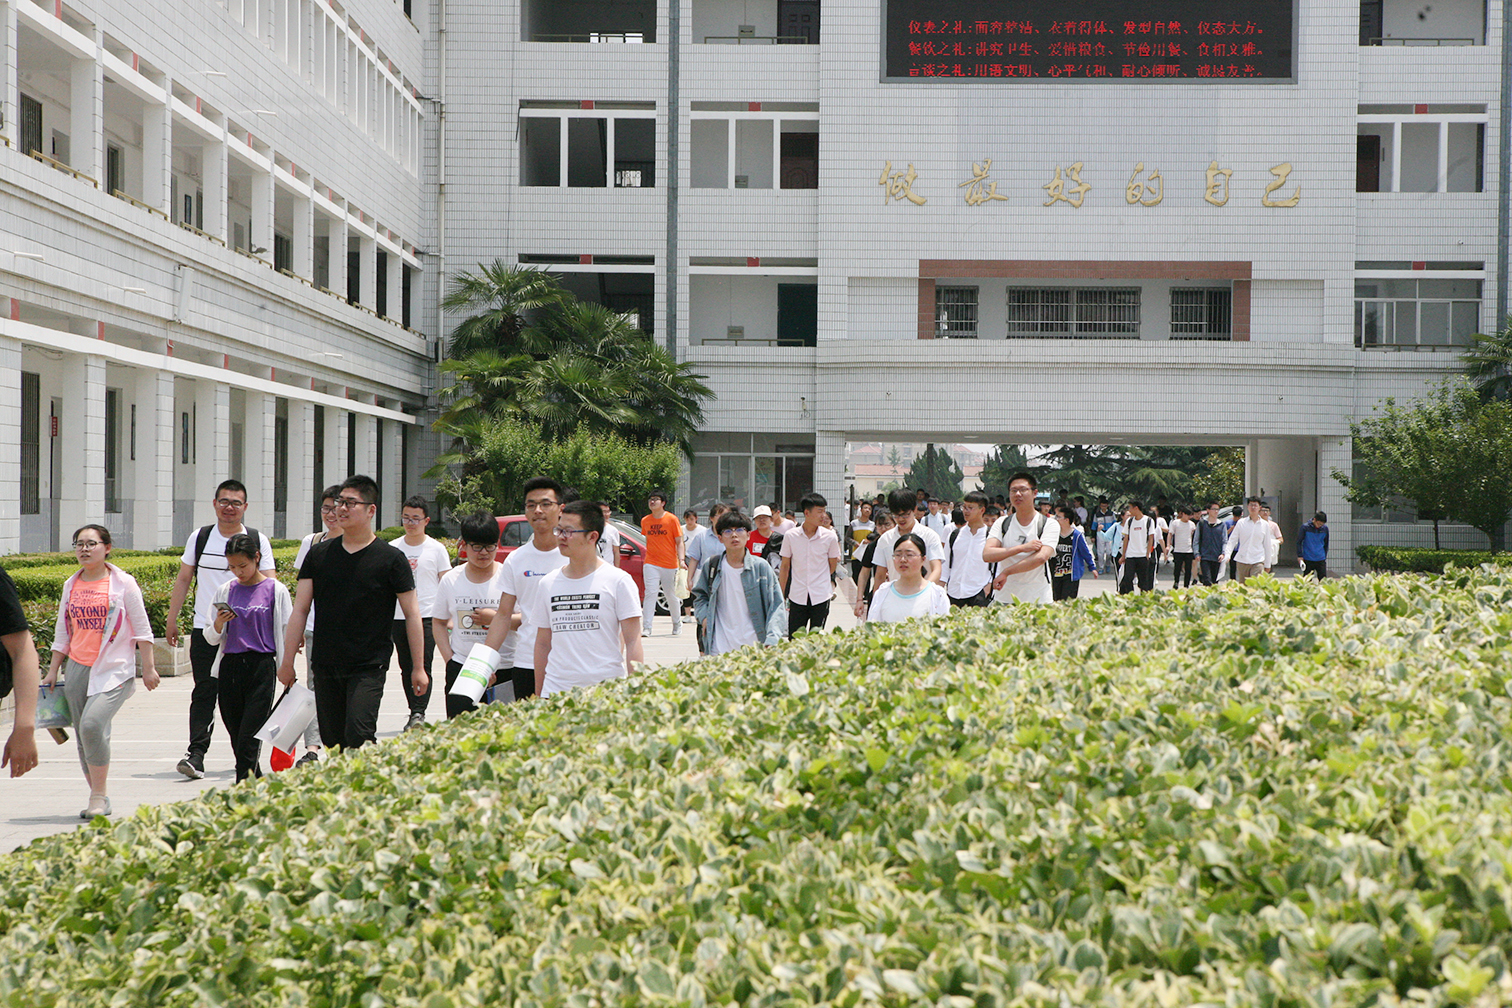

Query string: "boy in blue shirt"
[[1298, 511, 1330, 579]]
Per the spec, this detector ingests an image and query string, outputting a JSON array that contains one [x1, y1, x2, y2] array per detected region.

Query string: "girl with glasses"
[[43, 525, 160, 817], [865, 532, 949, 624]]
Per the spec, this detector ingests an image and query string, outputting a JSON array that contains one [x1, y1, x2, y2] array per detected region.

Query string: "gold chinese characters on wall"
[[878, 159, 1301, 207]]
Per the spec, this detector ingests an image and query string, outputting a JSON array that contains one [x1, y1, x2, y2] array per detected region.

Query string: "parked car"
[[457, 515, 653, 604]]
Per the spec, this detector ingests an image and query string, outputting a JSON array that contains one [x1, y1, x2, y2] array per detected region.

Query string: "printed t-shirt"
[[1051, 537, 1076, 579], [435, 564, 511, 659], [710, 558, 757, 655], [497, 540, 568, 669], [870, 524, 945, 582], [301, 538, 415, 668], [0, 568, 28, 697], [529, 562, 641, 697], [867, 581, 950, 623], [1121, 516, 1160, 559], [990, 514, 1060, 604], [181, 527, 275, 630], [223, 578, 279, 654], [747, 530, 770, 561], [66, 576, 111, 667], [641, 512, 683, 570], [391, 536, 452, 619]]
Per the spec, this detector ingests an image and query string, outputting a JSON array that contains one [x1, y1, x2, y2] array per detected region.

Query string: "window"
[[1007, 287, 1141, 338], [1354, 278, 1481, 347], [21, 372, 39, 515], [1170, 288, 1233, 339], [1357, 106, 1487, 192], [519, 108, 657, 187], [690, 112, 820, 189], [106, 145, 124, 197], [105, 388, 120, 513], [20, 94, 42, 158], [181, 411, 191, 465], [935, 286, 979, 338]]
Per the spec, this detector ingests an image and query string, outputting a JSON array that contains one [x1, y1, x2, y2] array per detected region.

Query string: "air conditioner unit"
[[727, 325, 744, 339]]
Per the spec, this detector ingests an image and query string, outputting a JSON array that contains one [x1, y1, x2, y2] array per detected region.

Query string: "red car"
[[457, 515, 651, 600]]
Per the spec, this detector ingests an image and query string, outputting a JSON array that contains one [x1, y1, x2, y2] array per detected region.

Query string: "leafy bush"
[[4, 572, 1512, 1006], [1357, 544, 1512, 572]]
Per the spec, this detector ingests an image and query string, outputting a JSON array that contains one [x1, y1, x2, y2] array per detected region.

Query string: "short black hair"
[[459, 510, 501, 545], [1128, 500, 1145, 513], [224, 532, 262, 562], [951, 508, 965, 525], [963, 490, 989, 508], [1247, 495, 1264, 505], [216, 479, 248, 501], [715, 511, 753, 534], [892, 532, 928, 558], [887, 488, 918, 515], [1055, 504, 1077, 522], [1314, 511, 1328, 523], [799, 492, 826, 512], [560, 486, 581, 505], [340, 475, 379, 504], [562, 500, 604, 541], [1008, 471, 1037, 490], [646, 490, 667, 503], [402, 495, 430, 516], [321, 484, 343, 502], [522, 476, 565, 502]]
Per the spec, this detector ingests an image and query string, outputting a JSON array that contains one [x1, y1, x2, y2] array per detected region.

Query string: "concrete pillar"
[[70, 41, 104, 180], [0, 334, 20, 553], [1, 1, 18, 151], [383, 249, 403, 321], [285, 398, 316, 534], [293, 195, 315, 279], [251, 165, 275, 263], [352, 410, 377, 478], [56, 354, 107, 540], [132, 368, 174, 550], [242, 389, 275, 511], [322, 406, 348, 486], [202, 133, 230, 241], [326, 213, 348, 295], [142, 85, 174, 214], [193, 380, 230, 505], [1318, 436, 1354, 574], [381, 416, 403, 515], [357, 235, 378, 310], [813, 430, 847, 518]]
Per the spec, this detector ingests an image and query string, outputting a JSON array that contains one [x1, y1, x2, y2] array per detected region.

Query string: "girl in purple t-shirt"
[[204, 534, 292, 781]]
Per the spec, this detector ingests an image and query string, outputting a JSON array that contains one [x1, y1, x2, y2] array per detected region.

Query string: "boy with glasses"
[[278, 475, 426, 750], [480, 477, 568, 703], [983, 472, 1059, 605], [289, 485, 343, 764], [530, 501, 643, 697], [691, 510, 786, 655], [391, 496, 450, 729], [165, 479, 274, 780], [434, 511, 507, 718]]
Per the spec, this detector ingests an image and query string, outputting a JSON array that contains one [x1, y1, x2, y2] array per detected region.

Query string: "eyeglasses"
[[215, 498, 248, 508], [553, 526, 589, 538], [719, 528, 746, 537], [400, 516, 427, 524], [334, 497, 372, 510], [524, 499, 559, 511], [72, 540, 105, 549], [893, 550, 923, 560], [1009, 488, 1034, 496], [320, 504, 339, 515], [464, 542, 497, 555]]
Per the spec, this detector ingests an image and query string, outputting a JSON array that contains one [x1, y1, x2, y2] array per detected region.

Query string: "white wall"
[[1381, 0, 1485, 43]]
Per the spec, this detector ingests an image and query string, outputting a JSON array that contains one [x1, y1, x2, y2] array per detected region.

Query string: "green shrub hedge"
[[3, 570, 1512, 1005], [1356, 544, 1512, 572]]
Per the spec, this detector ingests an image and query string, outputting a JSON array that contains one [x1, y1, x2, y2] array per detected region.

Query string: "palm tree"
[[439, 260, 572, 358], [1463, 317, 1512, 402]]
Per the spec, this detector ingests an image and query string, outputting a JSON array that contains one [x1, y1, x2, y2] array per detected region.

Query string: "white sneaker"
[[641, 628, 651, 638]]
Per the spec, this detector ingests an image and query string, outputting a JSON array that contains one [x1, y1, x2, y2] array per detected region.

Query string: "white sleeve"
[[259, 533, 276, 570], [924, 528, 945, 563], [930, 586, 950, 616]]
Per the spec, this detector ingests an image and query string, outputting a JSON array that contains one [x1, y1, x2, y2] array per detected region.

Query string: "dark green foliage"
[[902, 446, 965, 500], [1356, 545, 1512, 572]]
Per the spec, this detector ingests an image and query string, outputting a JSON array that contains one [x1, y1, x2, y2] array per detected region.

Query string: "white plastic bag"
[[255, 682, 318, 751]]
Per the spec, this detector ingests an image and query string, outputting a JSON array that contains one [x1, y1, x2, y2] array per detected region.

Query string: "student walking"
[[1221, 497, 1273, 584], [480, 477, 568, 703], [165, 479, 275, 780], [640, 491, 684, 638], [1050, 505, 1098, 600], [856, 488, 946, 619], [983, 472, 1059, 605], [691, 510, 787, 654], [44, 525, 159, 817], [203, 534, 291, 782], [290, 485, 342, 765], [596, 503, 622, 567], [943, 491, 994, 607], [530, 501, 644, 698], [0, 564, 41, 778], [1117, 501, 1160, 594], [1196, 502, 1228, 585], [434, 512, 508, 718], [1299, 511, 1330, 578], [1167, 505, 1198, 588], [779, 493, 842, 635], [278, 475, 427, 750], [390, 496, 450, 730], [866, 533, 950, 623]]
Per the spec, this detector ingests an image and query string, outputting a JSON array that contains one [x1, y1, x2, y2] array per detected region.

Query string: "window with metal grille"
[[935, 286, 979, 338], [1008, 288, 1139, 337], [1170, 288, 1233, 339]]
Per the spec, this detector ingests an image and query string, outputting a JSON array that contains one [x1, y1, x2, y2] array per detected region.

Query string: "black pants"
[[217, 651, 276, 782], [187, 629, 219, 760], [1051, 576, 1081, 601], [312, 663, 386, 749], [390, 619, 436, 715], [1171, 551, 1195, 588], [948, 590, 991, 608], [1303, 559, 1328, 579], [1199, 559, 1223, 585], [788, 599, 829, 636], [1119, 556, 1155, 594]]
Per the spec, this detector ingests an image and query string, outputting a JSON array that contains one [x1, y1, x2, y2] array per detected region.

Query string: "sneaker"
[[641, 628, 651, 638], [176, 755, 204, 780], [403, 712, 426, 732], [295, 750, 320, 767]]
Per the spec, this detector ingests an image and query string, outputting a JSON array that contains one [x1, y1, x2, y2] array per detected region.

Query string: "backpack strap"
[[1035, 514, 1050, 582], [193, 525, 262, 571]]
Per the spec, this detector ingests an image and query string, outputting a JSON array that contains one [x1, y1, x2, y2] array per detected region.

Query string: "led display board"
[[884, 1, 1295, 81]]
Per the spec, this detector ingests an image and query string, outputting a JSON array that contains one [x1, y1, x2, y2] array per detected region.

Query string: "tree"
[[1188, 447, 1245, 506], [435, 264, 713, 455], [978, 444, 1034, 497], [1463, 316, 1512, 402], [1333, 379, 1512, 551], [1037, 444, 1231, 505], [904, 445, 966, 500], [886, 446, 902, 467]]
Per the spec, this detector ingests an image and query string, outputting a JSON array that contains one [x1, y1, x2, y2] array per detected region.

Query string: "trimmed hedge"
[[3, 570, 1512, 1005], [1357, 544, 1512, 573]]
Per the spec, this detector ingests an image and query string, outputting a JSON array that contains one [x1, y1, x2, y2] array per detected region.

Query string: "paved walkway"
[[0, 562, 1284, 853]]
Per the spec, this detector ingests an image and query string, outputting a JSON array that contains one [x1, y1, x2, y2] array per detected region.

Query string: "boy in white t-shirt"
[[390, 496, 452, 730], [481, 476, 569, 703], [983, 472, 1059, 605], [433, 511, 507, 719], [529, 501, 643, 698]]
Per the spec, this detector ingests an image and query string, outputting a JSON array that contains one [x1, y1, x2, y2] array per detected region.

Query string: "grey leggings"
[[63, 658, 135, 774]]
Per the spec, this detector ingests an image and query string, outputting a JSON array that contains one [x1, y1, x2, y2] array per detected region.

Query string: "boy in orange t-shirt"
[[639, 491, 684, 638]]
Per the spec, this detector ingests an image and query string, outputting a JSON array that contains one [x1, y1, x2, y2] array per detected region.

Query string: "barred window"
[[935, 286, 979, 338], [1170, 288, 1233, 339], [1007, 287, 1139, 338]]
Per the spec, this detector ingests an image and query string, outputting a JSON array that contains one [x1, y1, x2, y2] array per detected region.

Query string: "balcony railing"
[[529, 32, 646, 42], [1364, 36, 1477, 45], [31, 149, 98, 188], [701, 35, 811, 44]]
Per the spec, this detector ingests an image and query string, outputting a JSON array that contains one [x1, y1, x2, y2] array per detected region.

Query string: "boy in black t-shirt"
[[0, 566, 40, 776], [279, 475, 426, 749]]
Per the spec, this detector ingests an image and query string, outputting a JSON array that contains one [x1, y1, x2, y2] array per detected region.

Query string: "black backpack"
[[191, 525, 261, 573]]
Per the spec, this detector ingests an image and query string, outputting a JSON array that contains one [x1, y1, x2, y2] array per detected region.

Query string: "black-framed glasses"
[[215, 498, 248, 508], [320, 504, 339, 515], [72, 540, 105, 549], [334, 497, 372, 510], [553, 527, 589, 538], [464, 542, 497, 555], [400, 516, 427, 524], [524, 499, 559, 511]]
